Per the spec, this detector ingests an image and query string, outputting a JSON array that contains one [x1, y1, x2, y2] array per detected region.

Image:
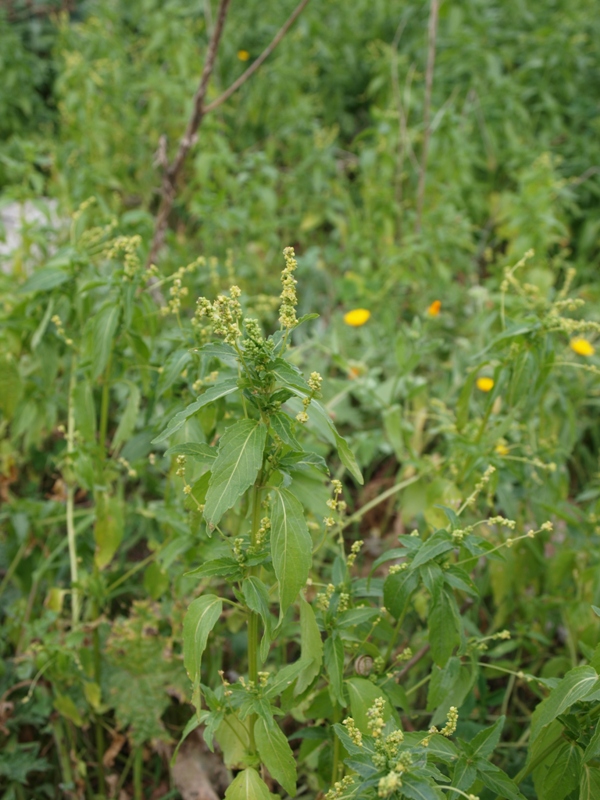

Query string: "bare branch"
[[204, 0, 312, 114], [147, 0, 232, 268], [415, 0, 440, 234]]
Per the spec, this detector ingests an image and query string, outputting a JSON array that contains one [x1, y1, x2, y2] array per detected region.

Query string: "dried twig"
[[415, 0, 440, 234], [147, 0, 232, 268], [147, 0, 312, 268]]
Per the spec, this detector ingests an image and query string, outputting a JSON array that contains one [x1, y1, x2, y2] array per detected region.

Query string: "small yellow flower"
[[570, 338, 595, 357], [237, 50, 250, 61], [495, 442, 509, 456], [344, 308, 371, 327], [427, 300, 441, 316], [476, 377, 494, 392]]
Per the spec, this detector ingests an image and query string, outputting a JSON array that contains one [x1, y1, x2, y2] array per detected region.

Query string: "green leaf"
[[204, 419, 267, 528], [112, 382, 140, 451], [20, 266, 70, 293], [324, 632, 346, 707], [270, 487, 312, 616], [54, 693, 84, 727], [92, 304, 121, 379], [243, 577, 273, 662], [255, 716, 297, 796], [164, 442, 216, 463], [73, 379, 96, 441], [270, 412, 301, 449], [264, 659, 310, 699], [583, 719, 600, 763], [31, 297, 55, 349], [296, 595, 323, 695], [429, 588, 461, 667], [470, 716, 505, 758], [346, 677, 392, 735], [456, 365, 486, 432], [400, 775, 445, 800], [411, 530, 454, 569], [476, 760, 527, 800], [0, 357, 23, 419], [152, 378, 238, 444], [94, 493, 124, 570], [157, 349, 192, 396], [542, 742, 581, 800], [183, 595, 222, 712], [531, 666, 599, 741], [184, 558, 242, 580], [383, 568, 419, 620], [170, 715, 203, 766], [224, 768, 271, 800], [580, 764, 600, 800], [215, 714, 251, 768]]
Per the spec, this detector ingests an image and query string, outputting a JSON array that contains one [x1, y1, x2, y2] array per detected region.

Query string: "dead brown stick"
[[204, 0, 312, 113], [147, 0, 312, 268], [147, 0, 232, 268], [414, 0, 440, 234]]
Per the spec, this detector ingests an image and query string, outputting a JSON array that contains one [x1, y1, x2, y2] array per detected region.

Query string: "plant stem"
[[133, 746, 143, 800], [66, 353, 80, 625], [330, 703, 342, 786], [415, 0, 440, 233], [99, 353, 112, 457], [247, 478, 264, 751], [52, 717, 74, 790], [93, 614, 106, 796]]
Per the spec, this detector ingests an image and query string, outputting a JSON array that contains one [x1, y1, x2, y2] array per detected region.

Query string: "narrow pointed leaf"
[[152, 378, 238, 444], [255, 716, 297, 796]]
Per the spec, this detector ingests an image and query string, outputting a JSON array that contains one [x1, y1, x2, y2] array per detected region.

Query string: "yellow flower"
[[570, 338, 595, 357], [476, 377, 494, 392], [495, 442, 509, 456], [237, 50, 250, 61], [344, 308, 371, 327], [427, 300, 441, 316]]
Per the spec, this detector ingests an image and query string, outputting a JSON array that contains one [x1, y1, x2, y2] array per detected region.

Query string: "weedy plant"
[[149, 248, 533, 800]]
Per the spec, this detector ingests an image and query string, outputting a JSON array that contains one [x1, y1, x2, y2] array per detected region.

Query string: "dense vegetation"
[[2, 1, 600, 799]]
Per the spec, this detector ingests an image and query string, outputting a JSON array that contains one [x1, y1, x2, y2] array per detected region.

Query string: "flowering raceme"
[[344, 308, 371, 327]]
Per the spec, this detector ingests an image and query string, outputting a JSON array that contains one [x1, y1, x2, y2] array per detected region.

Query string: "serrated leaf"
[[20, 266, 70, 293], [346, 677, 392, 735], [542, 741, 581, 800], [243, 577, 273, 662], [204, 419, 267, 527], [429, 588, 461, 667], [470, 716, 505, 758], [270, 412, 302, 449], [184, 558, 242, 580], [183, 595, 222, 713], [324, 633, 346, 707], [411, 530, 454, 569], [270, 487, 312, 616], [579, 764, 600, 800], [476, 760, 527, 800], [531, 666, 599, 741], [94, 493, 124, 570], [112, 382, 140, 451], [383, 568, 419, 620], [224, 768, 271, 800], [255, 716, 297, 795], [264, 659, 310, 699], [165, 442, 216, 462], [152, 378, 238, 444], [157, 349, 192, 396], [92, 304, 121, 379], [400, 775, 445, 800], [296, 595, 323, 694]]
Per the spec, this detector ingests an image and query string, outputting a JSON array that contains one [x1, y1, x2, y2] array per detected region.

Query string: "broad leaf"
[[531, 666, 599, 741], [183, 595, 222, 712], [476, 760, 527, 800], [470, 716, 505, 758], [94, 492, 124, 570], [255, 716, 297, 795], [270, 487, 312, 616], [92, 304, 121, 379], [580, 764, 600, 800], [152, 378, 238, 444], [324, 633, 346, 707], [383, 568, 419, 620], [296, 595, 323, 695], [242, 577, 273, 662], [204, 419, 267, 528], [346, 677, 392, 735], [429, 588, 461, 667], [224, 768, 271, 800]]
